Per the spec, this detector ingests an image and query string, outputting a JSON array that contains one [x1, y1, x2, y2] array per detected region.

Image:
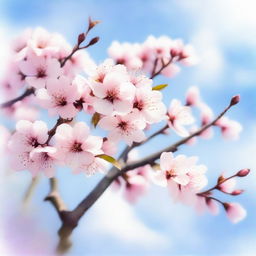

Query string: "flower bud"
[[77, 33, 85, 45], [231, 189, 244, 196], [236, 168, 250, 177], [230, 95, 240, 106]]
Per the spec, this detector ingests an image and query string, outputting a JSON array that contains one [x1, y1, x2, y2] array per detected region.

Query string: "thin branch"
[[119, 124, 169, 162], [0, 87, 35, 108], [44, 178, 67, 214], [150, 57, 173, 79], [23, 175, 40, 206]]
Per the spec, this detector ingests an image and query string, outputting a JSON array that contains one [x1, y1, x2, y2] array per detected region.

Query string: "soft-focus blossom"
[[216, 117, 243, 140], [218, 178, 236, 193], [7, 120, 50, 176], [29, 146, 57, 177], [98, 111, 146, 146], [54, 122, 103, 173], [73, 157, 108, 176], [186, 86, 201, 106], [36, 76, 80, 118], [124, 174, 149, 203], [108, 41, 143, 70], [224, 202, 247, 223], [108, 35, 197, 78], [167, 99, 194, 137]]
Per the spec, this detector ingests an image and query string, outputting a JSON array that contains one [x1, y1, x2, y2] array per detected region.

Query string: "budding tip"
[[237, 168, 250, 177], [230, 95, 240, 106]]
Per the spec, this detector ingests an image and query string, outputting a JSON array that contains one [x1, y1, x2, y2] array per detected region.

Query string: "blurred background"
[[0, 0, 256, 255]]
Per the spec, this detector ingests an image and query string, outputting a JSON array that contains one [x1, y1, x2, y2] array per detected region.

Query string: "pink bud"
[[230, 95, 240, 106], [237, 168, 250, 177], [231, 189, 244, 196], [224, 202, 247, 223]]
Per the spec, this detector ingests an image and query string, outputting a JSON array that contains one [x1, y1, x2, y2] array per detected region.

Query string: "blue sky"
[[0, 0, 256, 255]]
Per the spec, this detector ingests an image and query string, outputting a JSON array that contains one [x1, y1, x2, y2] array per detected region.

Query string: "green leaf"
[[96, 154, 122, 170], [152, 84, 168, 91], [91, 112, 101, 128]]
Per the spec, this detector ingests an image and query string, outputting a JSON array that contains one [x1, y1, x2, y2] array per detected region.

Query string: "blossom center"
[[55, 95, 67, 106], [117, 121, 128, 131], [133, 100, 144, 111], [29, 137, 39, 147], [105, 90, 119, 103], [70, 141, 83, 152], [18, 71, 26, 81], [37, 68, 46, 78], [165, 169, 176, 180]]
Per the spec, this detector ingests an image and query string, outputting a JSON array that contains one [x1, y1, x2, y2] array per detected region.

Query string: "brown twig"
[[150, 57, 173, 79], [0, 87, 35, 108]]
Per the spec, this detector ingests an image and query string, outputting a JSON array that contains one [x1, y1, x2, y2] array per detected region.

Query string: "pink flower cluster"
[[152, 151, 248, 223], [7, 120, 107, 177], [108, 36, 197, 77], [185, 86, 242, 141], [93, 60, 167, 145], [0, 27, 95, 121], [0, 26, 248, 225]]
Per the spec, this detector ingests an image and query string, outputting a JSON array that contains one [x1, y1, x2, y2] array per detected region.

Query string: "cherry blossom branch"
[[45, 96, 239, 253], [150, 57, 173, 79], [60, 18, 100, 68], [44, 177, 67, 214], [0, 87, 35, 108], [120, 95, 240, 173]]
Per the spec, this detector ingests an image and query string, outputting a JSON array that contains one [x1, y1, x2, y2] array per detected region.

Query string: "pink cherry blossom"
[[54, 122, 103, 173], [152, 152, 208, 205], [124, 175, 149, 203], [36, 76, 80, 118], [72, 157, 108, 176], [132, 86, 167, 124], [98, 111, 146, 146], [29, 146, 57, 177], [102, 138, 118, 156], [19, 51, 63, 89], [168, 99, 194, 137], [218, 178, 236, 193], [7, 120, 49, 175], [224, 202, 247, 223], [216, 117, 243, 140], [128, 71, 153, 88], [8, 120, 48, 153], [195, 196, 219, 215], [153, 152, 197, 186], [90, 68, 136, 116], [108, 41, 143, 70], [186, 86, 201, 106], [72, 75, 94, 113]]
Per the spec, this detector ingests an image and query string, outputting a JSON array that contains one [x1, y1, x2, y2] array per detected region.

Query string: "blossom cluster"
[[108, 36, 198, 78], [0, 25, 248, 224]]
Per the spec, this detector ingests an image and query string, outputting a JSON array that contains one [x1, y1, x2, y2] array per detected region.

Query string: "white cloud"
[[190, 29, 225, 85], [177, 0, 256, 45], [85, 190, 170, 250]]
